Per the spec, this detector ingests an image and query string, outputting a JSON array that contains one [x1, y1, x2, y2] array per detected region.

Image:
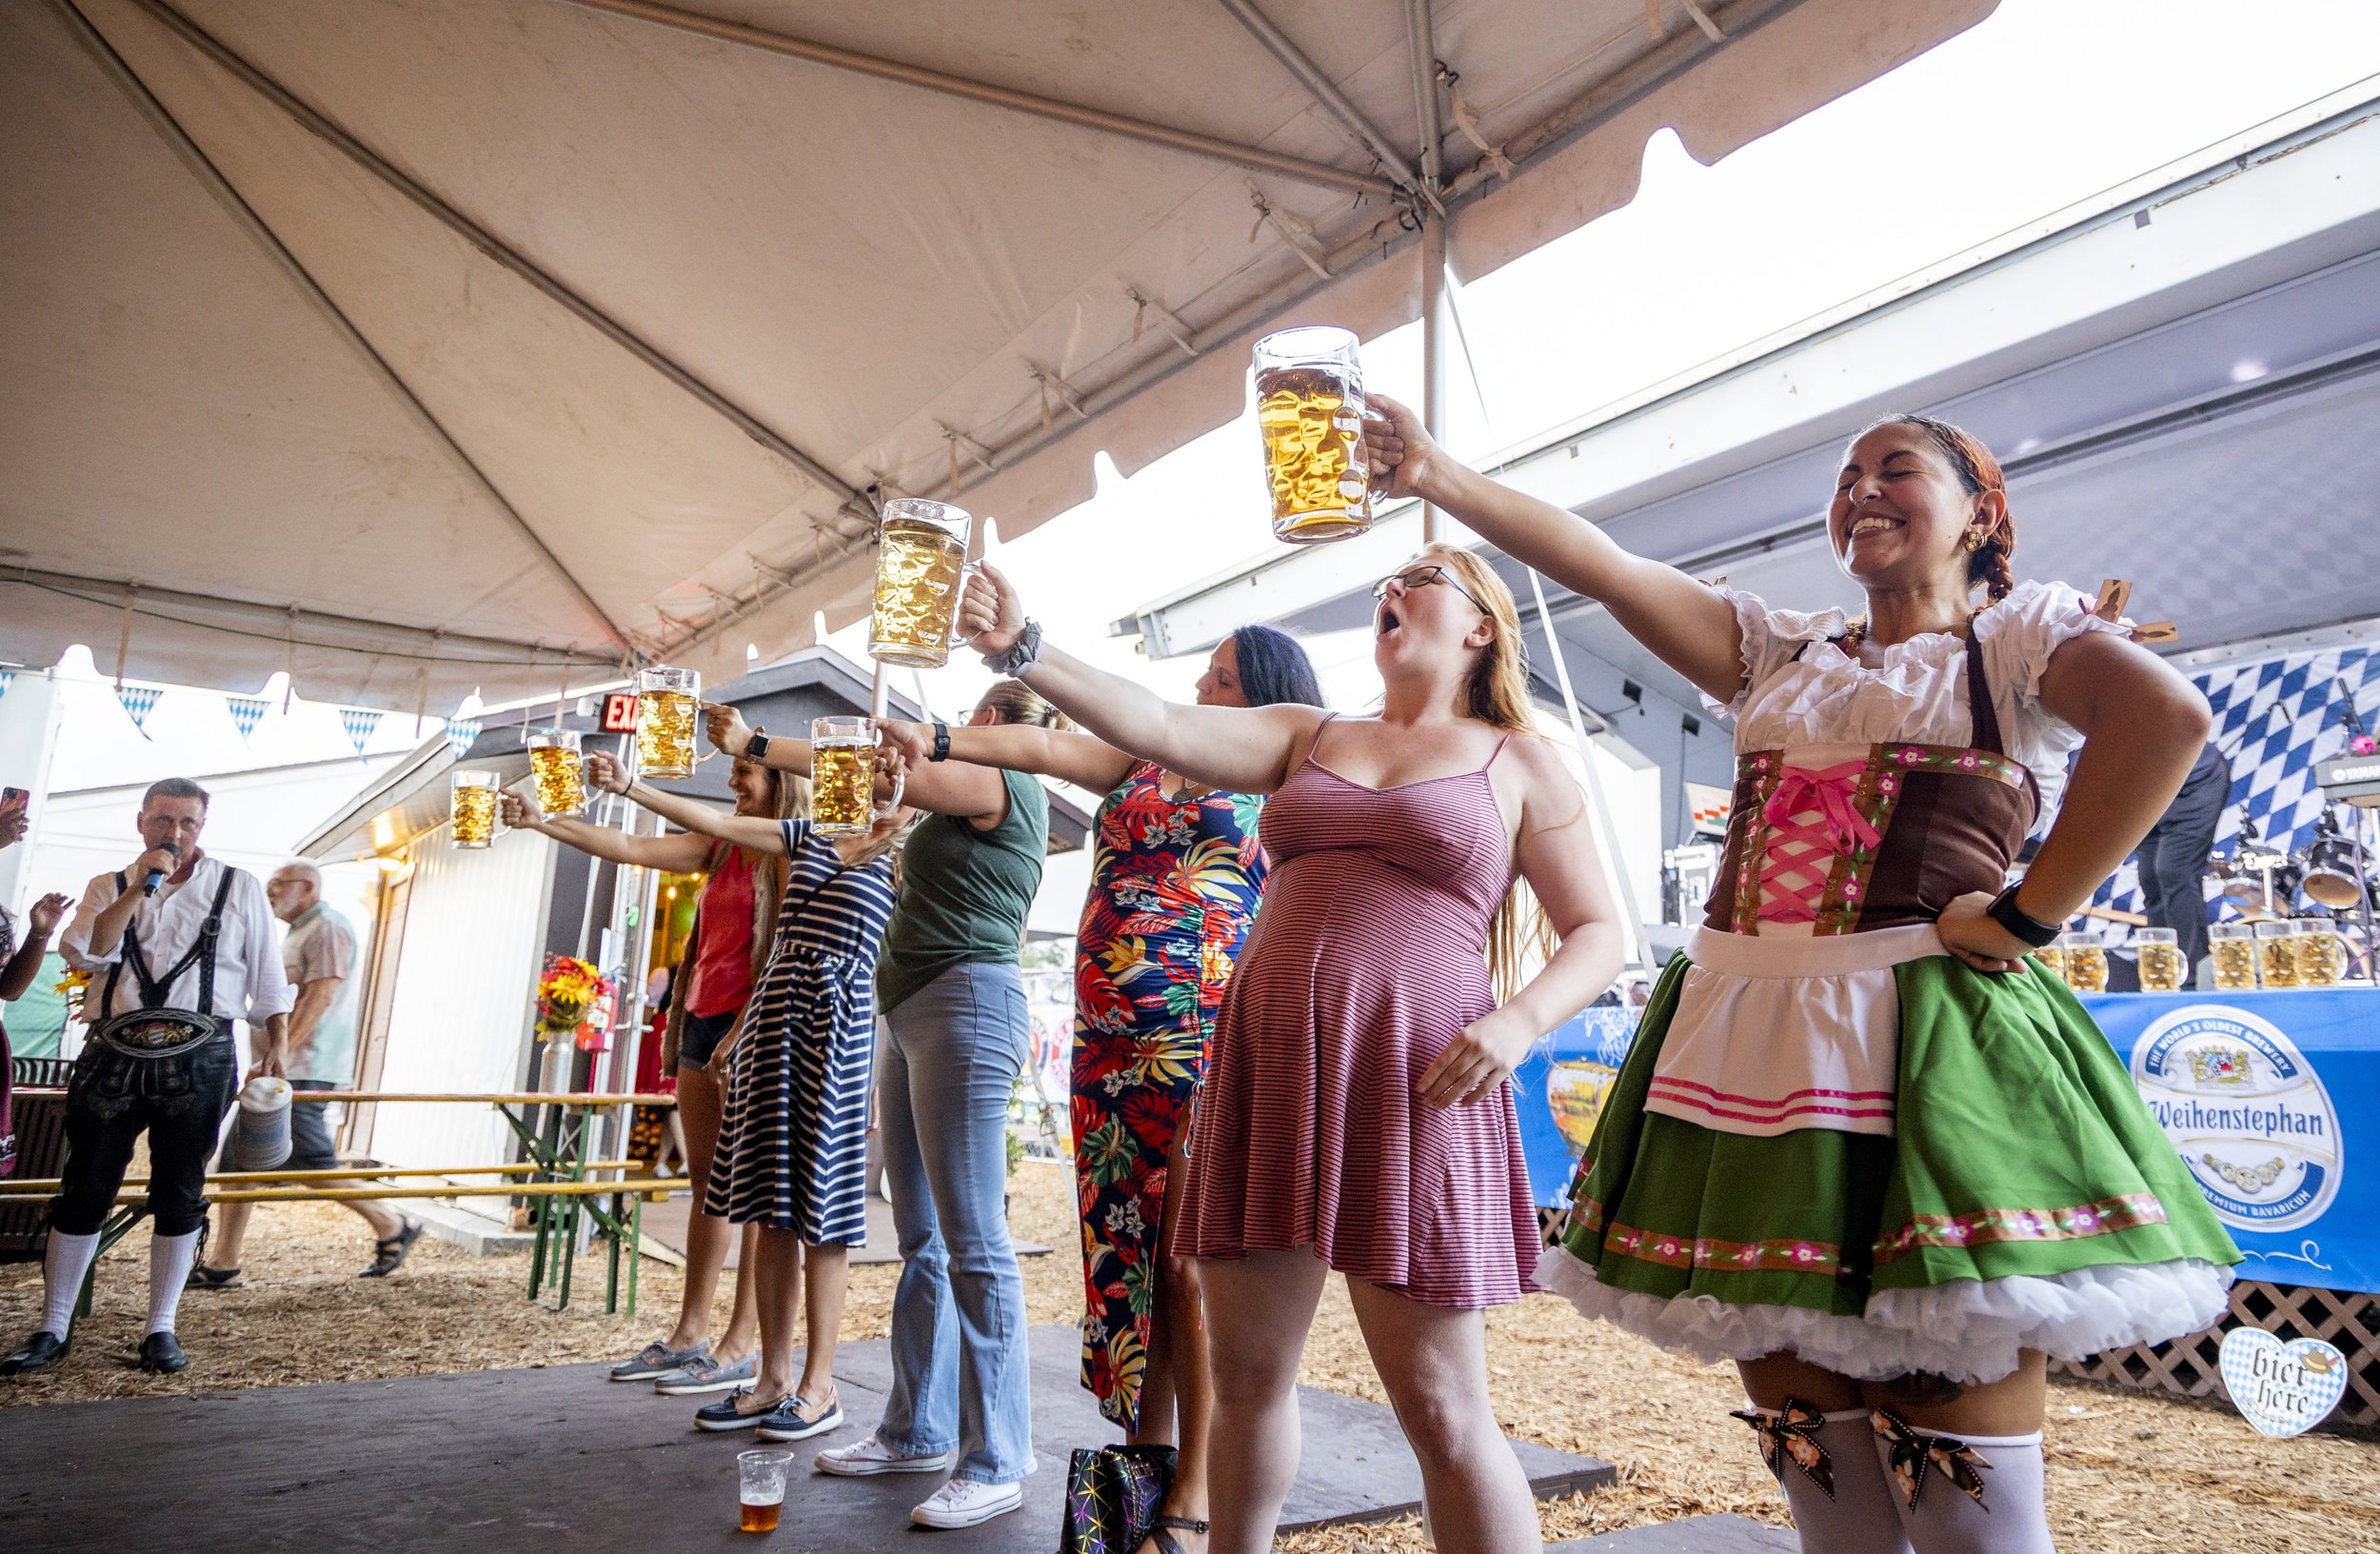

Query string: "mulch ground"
[[4, 1161, 2373, 1552]]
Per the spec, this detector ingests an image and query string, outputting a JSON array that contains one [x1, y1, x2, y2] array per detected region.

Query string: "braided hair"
[[1856, 412, 2015, 606]]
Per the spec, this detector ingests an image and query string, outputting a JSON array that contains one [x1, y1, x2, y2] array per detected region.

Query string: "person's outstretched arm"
[[874, 720, 1139, 794], [956, 566, 1322, 797], [1366, 393, 1745, 705], [499, 791, 716, 873], [704, 705, 1011, 826], [583, 753, 789, 855], [0, 892, 70, 1002]]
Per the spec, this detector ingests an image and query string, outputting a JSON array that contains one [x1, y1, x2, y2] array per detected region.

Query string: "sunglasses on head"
[[1372, 564, 1490, 616]]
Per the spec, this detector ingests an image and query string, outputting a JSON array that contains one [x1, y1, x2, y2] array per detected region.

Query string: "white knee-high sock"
[[42, 1230, 102, 1337], [147, 1229, 202, 1337], [1872, 1418, 2056, 1554], [1737, 1405, 1913, 1554]]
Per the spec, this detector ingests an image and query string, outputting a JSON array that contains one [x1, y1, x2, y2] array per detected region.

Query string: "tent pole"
[[1419, 216, 1447, 546], [870, 663, 891, 720], [1527, 569, 1656, 971]]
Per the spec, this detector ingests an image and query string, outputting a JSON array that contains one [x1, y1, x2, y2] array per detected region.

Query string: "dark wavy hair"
[[1229, 624, 1324, 708]]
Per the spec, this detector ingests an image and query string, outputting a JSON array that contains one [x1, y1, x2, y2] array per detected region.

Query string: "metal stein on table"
[[1254, 325, 1372, 544], [868, 498, 982, 669], [635, 667, 702, 779]]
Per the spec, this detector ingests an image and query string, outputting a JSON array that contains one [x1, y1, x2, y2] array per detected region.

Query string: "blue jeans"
[[875, 961, 1035, 1484]]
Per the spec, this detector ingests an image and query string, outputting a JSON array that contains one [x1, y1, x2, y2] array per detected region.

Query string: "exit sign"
[[601, 692, 640, 732]]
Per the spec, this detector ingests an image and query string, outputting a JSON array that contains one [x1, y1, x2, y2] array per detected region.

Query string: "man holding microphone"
[[0, 778, 288, 1377]]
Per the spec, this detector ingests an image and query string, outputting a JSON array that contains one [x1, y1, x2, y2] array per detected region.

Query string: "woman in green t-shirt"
[[706, 681, 1055, 1530]]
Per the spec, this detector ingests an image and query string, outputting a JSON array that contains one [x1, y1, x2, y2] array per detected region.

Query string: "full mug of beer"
[[869, 498, 982, 669], [811, 717, 903, 837], [1254, 325, 1372, 544], [635, 667, 702, 780], [526, 728, 587, 818], [449, 769, 500, 849]]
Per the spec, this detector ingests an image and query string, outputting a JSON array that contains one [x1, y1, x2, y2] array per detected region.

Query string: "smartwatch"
[[1984, 883, 2061, 948], [929, 722, 951, 763], [744, 727, 771, 762]]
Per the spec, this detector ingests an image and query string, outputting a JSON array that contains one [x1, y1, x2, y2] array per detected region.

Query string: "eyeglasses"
[[1371, 564, 1490, 616]]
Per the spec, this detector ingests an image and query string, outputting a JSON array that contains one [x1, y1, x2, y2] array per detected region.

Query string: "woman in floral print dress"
[[882, 623, 1319, 1548]]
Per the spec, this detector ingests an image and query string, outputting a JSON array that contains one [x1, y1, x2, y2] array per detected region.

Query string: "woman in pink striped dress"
[[956, 550, 1625, 1554]]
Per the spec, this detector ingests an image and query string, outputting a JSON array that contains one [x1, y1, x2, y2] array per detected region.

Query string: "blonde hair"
[[1413, 546, 1556, 999], [978, 678, 1069, 729]]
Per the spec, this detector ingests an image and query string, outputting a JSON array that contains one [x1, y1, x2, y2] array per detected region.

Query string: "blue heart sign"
[[2219, 1327, 2348, 1438]]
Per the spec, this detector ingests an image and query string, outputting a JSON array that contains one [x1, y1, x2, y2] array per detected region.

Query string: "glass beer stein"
[[1254, 326, 1372, 544], [868, 498, 981, 669], [2253, 919, 2300, 988], [2293, 919, 2345, 988], [2034, 940, 2069, 985], [2134, 926, 2187, 992], [2209, 922, 2259, 990], [635, 667, 702, 780], [810, 717, 905, 837], [2059, 932, 2109, 994], [526, 728, 587, 818], [449, 769, 500, 849]]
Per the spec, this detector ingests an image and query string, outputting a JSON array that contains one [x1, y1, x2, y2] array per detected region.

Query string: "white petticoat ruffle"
[[1532, 1244, 2234, 1385]]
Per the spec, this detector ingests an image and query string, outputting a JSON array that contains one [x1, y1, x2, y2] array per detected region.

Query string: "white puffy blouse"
[[1711, 578, 2128, 818]]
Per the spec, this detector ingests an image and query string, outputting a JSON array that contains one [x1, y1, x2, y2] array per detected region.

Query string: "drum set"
[[2210, 808, 2377, 981]]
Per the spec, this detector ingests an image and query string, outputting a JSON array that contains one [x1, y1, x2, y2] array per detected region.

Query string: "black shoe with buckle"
[[360, 1218, 424, 1278], [0, 1330, 69, 1377], [187, 1265, 245, 1290], [138, 1332, 188, 1374]]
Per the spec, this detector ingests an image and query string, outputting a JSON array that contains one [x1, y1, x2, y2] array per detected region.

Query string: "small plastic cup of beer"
[[2134, 926, 2186, 992], [448, 770, 500, 849], [2252, 918, 2300, 988], [810, 717, 904, 837], [2292, 919, 2344, 987], [526, 728, 587, 818], [635, 667, 703, 779], [868, 498, 980, 669], [2209, 922, 2259, 990], [736, 1448, 792, 1534], [1254, 326, 1372, 545]]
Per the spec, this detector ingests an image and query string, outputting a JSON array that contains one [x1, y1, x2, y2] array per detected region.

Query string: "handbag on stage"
[[1059, 1444, 1174, 1554]]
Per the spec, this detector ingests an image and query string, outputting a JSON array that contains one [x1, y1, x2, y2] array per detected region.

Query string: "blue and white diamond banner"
[[338, 707, 382, 758], [115, 683, 162, 737], [226, 695, 268, 740], [444, 718, 483, 760]]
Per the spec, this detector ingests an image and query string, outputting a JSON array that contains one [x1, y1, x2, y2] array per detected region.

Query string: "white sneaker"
[[815, 1433, 955, 1477], [909, 1477, 1023, 1529]]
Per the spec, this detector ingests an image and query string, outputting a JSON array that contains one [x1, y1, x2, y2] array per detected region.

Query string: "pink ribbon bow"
[[1762, 762, 1881, 856]]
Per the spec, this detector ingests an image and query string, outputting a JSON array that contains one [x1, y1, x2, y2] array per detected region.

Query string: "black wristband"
[[1985, 883, 2062, 947], [930, 722, 950, 763], [744, 728, 770, 762]]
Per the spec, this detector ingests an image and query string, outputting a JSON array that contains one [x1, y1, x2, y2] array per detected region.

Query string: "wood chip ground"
[[4, 1161, 2372, 1551]]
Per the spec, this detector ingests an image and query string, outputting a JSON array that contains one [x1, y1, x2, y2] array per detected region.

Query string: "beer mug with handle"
[[868, 498, 982, 668], [1254, 325, 1371, 544], [811, 717, 904, 836], [636, 667, 703, 779]]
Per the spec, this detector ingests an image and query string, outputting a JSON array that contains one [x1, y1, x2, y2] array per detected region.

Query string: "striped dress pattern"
[[1181, 726, 1541, 1308], [705, 820, 896, 1245]]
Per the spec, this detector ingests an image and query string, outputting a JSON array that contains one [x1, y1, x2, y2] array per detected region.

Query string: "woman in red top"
[[506, 752, 798, 1397]]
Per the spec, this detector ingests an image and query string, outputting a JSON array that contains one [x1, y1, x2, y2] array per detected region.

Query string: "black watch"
[[744, 727, 771, 762], [929, 721, 951, 763], [1984, 883, 2062, 947]]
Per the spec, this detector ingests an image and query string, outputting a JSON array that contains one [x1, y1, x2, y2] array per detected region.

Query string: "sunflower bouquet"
[[534, 954, 612, 1046]]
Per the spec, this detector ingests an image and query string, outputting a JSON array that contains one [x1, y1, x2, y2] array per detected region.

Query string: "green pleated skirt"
[[1537, 949, 2240, 1383]]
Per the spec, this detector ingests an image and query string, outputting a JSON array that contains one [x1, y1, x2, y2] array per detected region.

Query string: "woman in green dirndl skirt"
[[1361, 405, 2239, 1553]]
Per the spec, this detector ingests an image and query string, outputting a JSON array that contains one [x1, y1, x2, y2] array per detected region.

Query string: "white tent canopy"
[[1, 0, 1992, 709]]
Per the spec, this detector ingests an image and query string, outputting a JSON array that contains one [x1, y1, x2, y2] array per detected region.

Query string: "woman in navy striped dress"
[[589, 750, 907, 1442]]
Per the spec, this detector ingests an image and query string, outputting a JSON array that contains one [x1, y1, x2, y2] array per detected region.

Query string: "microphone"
[[142, 842, 179, 898]]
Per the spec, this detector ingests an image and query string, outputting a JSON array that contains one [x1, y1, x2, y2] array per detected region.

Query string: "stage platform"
[[0, 1325, 1612, 1552]]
